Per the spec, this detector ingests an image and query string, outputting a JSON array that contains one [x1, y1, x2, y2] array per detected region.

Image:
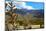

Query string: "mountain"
[[13, 9, 44, 14]]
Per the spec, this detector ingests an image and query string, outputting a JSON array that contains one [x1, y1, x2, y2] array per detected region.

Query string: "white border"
[[0, 0, 5, 31], [16, 0, 44, 2]]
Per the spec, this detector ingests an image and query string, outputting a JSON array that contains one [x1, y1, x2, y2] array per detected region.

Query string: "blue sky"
[[13, 2, 44, 10], [26, 2, 44, 9], [6, 0, 44, 10]]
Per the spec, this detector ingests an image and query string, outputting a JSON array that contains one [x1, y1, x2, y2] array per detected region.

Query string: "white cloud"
[[24, 6, 35, 10], [19, 2, 35, 10], [15, 0, 43, 2], [14, 2, 35, 10], [14, 2, 25, 8]]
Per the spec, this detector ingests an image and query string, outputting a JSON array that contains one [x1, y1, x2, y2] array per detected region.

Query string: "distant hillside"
[[13, 9, 44, 18]]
